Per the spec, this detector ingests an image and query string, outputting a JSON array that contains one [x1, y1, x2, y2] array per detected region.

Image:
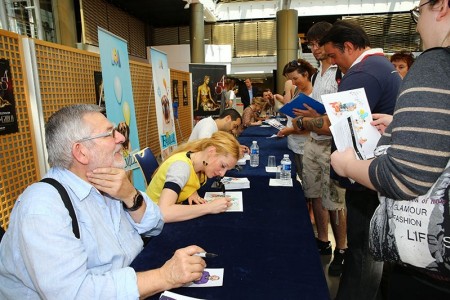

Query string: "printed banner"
[[149, 47, 177, 160], [182, 80, 188, 106], [94, 71, 105, 109], [189, 64, 226, 120], [0, 59, 19, 135], [98, 27, 145, 191]]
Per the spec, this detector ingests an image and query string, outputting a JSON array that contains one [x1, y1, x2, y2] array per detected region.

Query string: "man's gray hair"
[[45, 104, 104, 168]]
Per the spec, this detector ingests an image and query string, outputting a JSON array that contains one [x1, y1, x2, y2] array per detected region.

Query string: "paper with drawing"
[[183, 268, 224, 287], [321, 88, 380, 159], [204, 191, 243, 212]]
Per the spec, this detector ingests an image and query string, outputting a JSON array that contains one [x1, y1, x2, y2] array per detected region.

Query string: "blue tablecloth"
[[239, 125, 278, 137], [231, 135, 296, 178], [130, 134, 328, 299]]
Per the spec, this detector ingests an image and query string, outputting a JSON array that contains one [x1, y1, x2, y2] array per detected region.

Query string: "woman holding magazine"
[[276, 59, 315, 181], [146, 131, 241, 223], [330, 0, 450, 297]]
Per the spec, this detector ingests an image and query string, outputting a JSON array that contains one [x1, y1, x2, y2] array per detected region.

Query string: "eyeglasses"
[[307, 41, 320, 50], [410, 0, 431, 24], [76, 126, 117, 143]]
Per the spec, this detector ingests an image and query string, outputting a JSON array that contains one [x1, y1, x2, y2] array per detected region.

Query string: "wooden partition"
[[0, 30, 39, 229], [0, 31, 192, 228], [170, 69, 192, 144]]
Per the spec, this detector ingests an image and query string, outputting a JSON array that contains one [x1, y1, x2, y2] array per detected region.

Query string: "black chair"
[[0, 225, 5, 242], [133, 147, 159, 187], [133, 148, 160, 246]]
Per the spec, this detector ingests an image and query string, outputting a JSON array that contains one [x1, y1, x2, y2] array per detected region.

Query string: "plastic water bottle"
[[250, 141, 259, 167], [280, 154, 291, 180]]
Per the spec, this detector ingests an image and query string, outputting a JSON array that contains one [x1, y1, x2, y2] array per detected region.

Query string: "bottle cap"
[[252, 141, 257, 144], [284, 154, 289, 158]]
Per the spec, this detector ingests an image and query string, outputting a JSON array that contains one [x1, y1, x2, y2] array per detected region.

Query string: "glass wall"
[[1, 0, 56, 43]]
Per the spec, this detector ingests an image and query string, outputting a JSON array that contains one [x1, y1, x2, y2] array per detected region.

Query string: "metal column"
[[276, 9, 298, 95], [190, 2, 205, 63]]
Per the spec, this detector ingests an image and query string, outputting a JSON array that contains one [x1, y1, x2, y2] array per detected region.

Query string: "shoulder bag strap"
[[40, 178, 80, 239]]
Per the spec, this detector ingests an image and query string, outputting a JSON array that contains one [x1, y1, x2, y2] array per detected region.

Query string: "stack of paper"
[[221, 177, 250, 190], [265, 118, 285, 130], [269, 178, 293, 187], [237, 153, 250, 165]]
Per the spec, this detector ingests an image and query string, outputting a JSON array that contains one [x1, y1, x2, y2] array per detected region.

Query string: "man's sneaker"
[[316, 238, 332, 255], [328, 248, 347, 276]]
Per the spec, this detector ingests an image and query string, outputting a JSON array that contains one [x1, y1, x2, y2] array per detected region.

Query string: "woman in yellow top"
[[146, 131, 241, 222]]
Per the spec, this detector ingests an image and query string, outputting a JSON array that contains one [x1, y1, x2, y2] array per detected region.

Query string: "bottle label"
[[282, 163, 291, 171], [251, 149, 258, 154]]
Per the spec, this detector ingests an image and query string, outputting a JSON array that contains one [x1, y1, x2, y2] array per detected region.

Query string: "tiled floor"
[[313, 222, 341, 300]]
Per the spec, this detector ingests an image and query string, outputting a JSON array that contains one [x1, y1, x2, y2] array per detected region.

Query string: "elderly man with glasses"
[[0, 104, 207, 299]]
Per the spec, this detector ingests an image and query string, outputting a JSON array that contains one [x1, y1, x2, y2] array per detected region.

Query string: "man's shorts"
[[302, 137, 345, 210]]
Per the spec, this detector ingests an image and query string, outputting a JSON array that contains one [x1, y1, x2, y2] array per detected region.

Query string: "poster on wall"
[[98, 27, 146, 191], [149, 47, 177, 160], [189, 64, 226, 120], [172, 80, 179, 104], [182, 80, 188, 106], [0, 59, 19, 135], [94, 71, 105, 110]]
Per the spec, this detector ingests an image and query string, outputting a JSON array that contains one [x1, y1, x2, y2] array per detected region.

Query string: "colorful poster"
[[149, 47, 177, 160], [182, 80, 188, 106], [189, 64, 226, 120], [98, 28, 145, 191], [0, 59, 19, 135], [93, 71, 105, 110], [172, 79, 179, 104]]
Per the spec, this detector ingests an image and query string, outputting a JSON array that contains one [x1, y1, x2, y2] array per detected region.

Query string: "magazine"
[[321, 88, 381, 160], [279, 93, 326, 117]]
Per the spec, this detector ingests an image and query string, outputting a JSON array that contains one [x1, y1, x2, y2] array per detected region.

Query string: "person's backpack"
[[311, 67, 342, 87]]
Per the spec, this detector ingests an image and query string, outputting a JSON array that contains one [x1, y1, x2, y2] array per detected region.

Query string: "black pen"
[[194, 252, 218, 258], [221, 182, 226, 197]]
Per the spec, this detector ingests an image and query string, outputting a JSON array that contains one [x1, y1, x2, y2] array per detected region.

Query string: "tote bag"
[[369, 157, 450, 276]]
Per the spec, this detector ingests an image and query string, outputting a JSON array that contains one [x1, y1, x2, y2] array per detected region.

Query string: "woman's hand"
[[239, 145, 249, 158], [330, 148, 357, 177], [371, 113, 393, 134], [208, 197, 231, 214], [292, 104, 320, 118], [277, 127, 290, 137], [188, 192, 206, 205]]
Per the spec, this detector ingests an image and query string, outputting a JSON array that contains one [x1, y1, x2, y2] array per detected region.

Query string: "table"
[[131, 129, 328, 300], [239, 124, 278, 137], [234, 135, 296, 177]]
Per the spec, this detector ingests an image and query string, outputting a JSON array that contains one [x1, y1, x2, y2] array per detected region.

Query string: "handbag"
[[369, 155, 450, 277]]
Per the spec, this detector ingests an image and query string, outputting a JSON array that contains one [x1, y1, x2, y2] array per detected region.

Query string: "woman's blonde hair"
[[251, 96, 265, 107], [172, 131, 240, 160]]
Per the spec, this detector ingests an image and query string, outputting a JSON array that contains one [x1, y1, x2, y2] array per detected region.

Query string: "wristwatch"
[[123, 189, 144, 211], [296, 116, 304, 130]]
